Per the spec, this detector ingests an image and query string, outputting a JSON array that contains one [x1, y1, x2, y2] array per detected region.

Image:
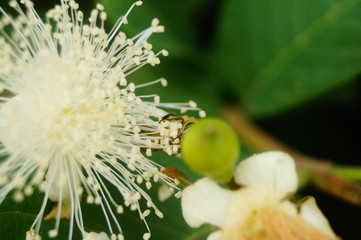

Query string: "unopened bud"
[[181, 118, 239, 183]]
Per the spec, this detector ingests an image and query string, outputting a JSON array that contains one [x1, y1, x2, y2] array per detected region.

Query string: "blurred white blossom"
[[0, 0, 203, 239], [182, 151, 338, 240]]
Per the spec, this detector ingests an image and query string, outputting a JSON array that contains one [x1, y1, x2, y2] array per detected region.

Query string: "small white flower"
[[182, 151, 338, 240], [0, 0, 203, 239]]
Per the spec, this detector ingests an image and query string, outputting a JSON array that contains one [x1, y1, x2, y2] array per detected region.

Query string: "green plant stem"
[[222, 105, 361, 206], [332, 165, 361, 181]]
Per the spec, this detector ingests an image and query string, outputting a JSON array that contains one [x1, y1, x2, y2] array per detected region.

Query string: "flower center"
[[0, 51, 121, 159]]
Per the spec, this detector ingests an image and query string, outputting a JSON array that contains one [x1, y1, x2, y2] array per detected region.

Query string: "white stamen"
[[143, 233, 151, 240], [0, 0, 203, 239]]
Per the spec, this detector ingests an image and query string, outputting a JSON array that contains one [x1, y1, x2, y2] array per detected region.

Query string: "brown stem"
[[227, 177, 241, 190], [222, 105, 361, 206]]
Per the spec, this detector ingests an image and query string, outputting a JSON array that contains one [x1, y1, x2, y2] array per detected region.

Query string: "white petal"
[[181, 178, 233, 228], [225, 186, 292, 227], [207, 230, 223, 240], [83, 232, 110, 240], [300, 197, 337, 239], [234, 151, 297, 195]]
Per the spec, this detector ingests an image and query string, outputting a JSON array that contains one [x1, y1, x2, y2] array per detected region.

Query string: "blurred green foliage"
[[216, 0, 361, 117], [1, 0, 361, 239], [99, 0, 361, 119]]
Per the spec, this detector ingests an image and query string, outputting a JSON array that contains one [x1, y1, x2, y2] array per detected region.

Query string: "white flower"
[[182, 151, 338, 240], [0, 0, 203, 239]]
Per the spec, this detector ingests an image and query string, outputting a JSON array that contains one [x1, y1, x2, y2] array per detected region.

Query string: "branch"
[[222, 105, 361, 206]]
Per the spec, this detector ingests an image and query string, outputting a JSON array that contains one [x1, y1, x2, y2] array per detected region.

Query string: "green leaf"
[[97, 0, 196, 54], [0, 190, 82, 240], [215, 0, 361, 117]]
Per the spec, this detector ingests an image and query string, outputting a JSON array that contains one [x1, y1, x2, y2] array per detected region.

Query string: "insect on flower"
[[0, 0, 204, 239], [158, 113, 196, 143]]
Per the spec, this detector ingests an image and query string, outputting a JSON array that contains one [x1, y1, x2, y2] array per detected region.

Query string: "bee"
[[158, 113, 196, 143], [140, 113, 196, 156]]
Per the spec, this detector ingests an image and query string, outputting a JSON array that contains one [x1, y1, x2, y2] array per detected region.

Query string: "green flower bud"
[[181, 118, 240, 183]]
